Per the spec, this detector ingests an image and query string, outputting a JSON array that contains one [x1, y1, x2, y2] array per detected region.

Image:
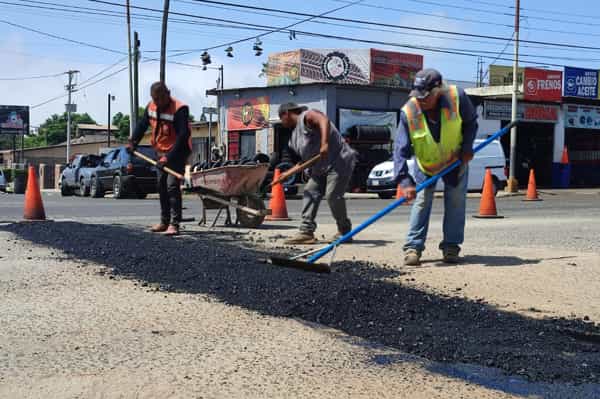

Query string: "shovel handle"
[[132, 150, 185, 180], [269, 154, 321, 187]]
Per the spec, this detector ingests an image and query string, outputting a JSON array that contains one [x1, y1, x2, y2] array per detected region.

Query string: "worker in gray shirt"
[[394, 69, 478, 265], [278, 102, 357, 245]]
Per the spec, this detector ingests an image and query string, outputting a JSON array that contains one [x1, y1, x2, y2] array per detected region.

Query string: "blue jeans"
[[403, 165, 468, 253]]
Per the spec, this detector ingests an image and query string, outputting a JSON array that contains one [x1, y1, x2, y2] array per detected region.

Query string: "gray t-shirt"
[[288, 110, 356, 177]]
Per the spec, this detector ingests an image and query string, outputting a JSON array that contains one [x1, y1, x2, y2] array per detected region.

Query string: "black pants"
[[157, 161, 185, 226]]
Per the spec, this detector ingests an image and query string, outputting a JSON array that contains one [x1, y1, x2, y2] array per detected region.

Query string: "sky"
[[0, 0, 598, 127]]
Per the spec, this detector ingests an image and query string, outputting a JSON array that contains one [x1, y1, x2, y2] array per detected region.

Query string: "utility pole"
[[507, 0, 520, 192], [107, 94, 115, 147], [160, 0, 170, 83], [133, 31, 141, 127], [126, 0, 135, 138], [476, 57, 484, 88], [65, 70, 79, 163]]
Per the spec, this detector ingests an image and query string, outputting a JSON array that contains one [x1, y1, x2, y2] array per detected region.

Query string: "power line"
[[0, 18, 125, 55], [169, 0, 365, 58], [482, 32, 515, 81], [165, 0, 600, 50], [0, 72, 65, 81]]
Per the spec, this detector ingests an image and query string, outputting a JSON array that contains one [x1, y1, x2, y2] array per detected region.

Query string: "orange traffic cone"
[[395, 184, 411, 205], [560, 147, 569, 165], [473, 169, 504, 219], [523, 169, 542, 201], [265, 168, 291, 221], [23, 166, 46, 221]]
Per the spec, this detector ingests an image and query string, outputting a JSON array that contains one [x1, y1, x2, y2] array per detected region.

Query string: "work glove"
[[156, 156, 168, 170], [126, 140, 137, 154]]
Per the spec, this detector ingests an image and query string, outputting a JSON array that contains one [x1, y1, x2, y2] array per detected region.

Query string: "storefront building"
[[209, 48, 424, 191]]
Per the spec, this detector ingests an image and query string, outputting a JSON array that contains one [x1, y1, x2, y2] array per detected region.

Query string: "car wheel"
[[78, 178, 89, 197], [113, 175, 124, 199], [136, 192, 147, 199], [378, 192, 394, 199], [90, 177, 104, 198], [60, 178, 72, 196]]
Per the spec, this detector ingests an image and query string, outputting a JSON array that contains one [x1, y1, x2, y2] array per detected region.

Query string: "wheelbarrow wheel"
[[236, 195, 265, 228]]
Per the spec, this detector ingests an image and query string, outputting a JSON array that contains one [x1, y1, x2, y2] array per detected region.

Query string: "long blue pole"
[[307, 122, 517, 264]]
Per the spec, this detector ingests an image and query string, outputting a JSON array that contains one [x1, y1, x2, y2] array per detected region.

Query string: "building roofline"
[[206, 82, 413, 96]]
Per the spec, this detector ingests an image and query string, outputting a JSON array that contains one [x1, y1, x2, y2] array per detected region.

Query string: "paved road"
[[2, 190, 599, 223], [2, 190, 600, 397]]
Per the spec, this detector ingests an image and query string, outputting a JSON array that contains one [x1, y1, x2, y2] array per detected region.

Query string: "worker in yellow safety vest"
[[393, 68, 478, 265]]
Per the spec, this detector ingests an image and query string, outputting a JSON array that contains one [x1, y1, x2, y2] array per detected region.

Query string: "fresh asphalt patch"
[[3, 221, 600, 386]]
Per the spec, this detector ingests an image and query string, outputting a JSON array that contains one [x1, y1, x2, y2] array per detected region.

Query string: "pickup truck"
[[59, 154, 103, 196]]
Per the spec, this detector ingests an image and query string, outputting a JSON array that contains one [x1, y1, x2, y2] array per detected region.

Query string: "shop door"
[[501, 121, 554, 187], [239, 131, 256, 160]]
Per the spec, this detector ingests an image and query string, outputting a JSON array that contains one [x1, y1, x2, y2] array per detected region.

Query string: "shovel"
[[267, 122, 518, 273], [132, 150, 184, 180], [261, 154, 321, 194]]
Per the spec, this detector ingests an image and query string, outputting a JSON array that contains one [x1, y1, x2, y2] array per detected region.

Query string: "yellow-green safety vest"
[[402, 85, 463, 176]]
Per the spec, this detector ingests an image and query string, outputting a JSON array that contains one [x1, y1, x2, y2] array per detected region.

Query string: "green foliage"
[[112, 107, 145, 143], [26, 112, 97, 148]]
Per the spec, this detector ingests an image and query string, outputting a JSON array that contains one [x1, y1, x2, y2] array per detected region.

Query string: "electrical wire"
[[181, 0, 600, 40], [0, 72, 65, 81], [144, 0, 600, 50]]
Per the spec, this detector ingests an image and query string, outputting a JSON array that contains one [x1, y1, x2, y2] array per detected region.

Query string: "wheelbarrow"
[[132, 150, 271, 229], [188, 164, 271, 228]]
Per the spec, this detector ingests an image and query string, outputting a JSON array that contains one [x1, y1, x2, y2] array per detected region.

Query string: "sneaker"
[[284, 232, 317, 245], [151, 223, 169, 233], [404, 249, 421, 266], [331, 232, 353, 244], [163, 224, 180, 236], [442, 246, 461, 264]]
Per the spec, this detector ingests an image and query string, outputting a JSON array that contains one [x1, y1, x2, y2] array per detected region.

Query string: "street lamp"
[[107, 94, 115, 147]]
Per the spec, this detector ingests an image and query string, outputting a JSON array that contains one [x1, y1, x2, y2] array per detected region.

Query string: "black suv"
[[90, 145, 158, 199]]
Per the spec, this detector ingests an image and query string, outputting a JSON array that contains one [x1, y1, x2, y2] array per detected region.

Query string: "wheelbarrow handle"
[[132, 150, 185, 180], [269, 154, 321, 187]]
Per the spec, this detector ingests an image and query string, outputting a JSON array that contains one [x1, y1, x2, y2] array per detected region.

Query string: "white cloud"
[[0, 34, 263, 126]]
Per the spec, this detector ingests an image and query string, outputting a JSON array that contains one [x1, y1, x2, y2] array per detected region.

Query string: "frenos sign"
[[564, 67, 598, 99], [524, 68, 562, 102]]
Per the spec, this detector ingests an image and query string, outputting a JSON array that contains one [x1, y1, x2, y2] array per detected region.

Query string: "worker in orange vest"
[[128, 82, 192, 236]]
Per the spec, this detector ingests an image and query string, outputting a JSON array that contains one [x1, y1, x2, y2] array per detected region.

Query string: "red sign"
[[227, 96, 270, 131], [524, 68, 562, 102], [370, 49, 423, 89], [523, 104, 558, 121]]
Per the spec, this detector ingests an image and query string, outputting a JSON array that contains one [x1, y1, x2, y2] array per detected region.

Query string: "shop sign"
[[565, 104, 600, 130], [488, 65, 524, 86], [563, 67, 598, 99], [227, 96, 270, 131], [524, 68, 562, 102], [484, 101, 559, 123], [370, 49, 423, 89], [0, 105, 29, 133]]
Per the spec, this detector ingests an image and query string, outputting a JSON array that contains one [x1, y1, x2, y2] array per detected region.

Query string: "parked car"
[[0, 169, 6, 192], [89, 145, 158, 199], [367, 139, 507, 199], [59, 154, 103, 196]]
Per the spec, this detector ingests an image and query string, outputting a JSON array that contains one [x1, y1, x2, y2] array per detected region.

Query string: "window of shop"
[[565, 129, 600, 187]]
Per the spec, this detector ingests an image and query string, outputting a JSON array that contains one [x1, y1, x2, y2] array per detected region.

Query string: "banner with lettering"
[[524, 68, 562, 102], [563, 67, 598, 99]]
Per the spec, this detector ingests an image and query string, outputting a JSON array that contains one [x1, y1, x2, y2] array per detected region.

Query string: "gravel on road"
[[3, 221, 600, 386]]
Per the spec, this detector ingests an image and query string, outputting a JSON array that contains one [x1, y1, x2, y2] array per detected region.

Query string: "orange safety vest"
[[147, 97, 192, 153]]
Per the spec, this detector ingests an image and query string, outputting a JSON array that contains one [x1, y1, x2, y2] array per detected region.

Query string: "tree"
[[112, 107, 145, 143], [25, 112, 96, 148]]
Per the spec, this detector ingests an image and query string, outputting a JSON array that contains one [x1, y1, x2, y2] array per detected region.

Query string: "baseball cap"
[[278, 102, 308, 116], [409, 68, 443, 99]]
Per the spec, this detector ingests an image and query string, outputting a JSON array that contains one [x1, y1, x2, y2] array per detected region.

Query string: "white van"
[[367, 139, 507, 199]]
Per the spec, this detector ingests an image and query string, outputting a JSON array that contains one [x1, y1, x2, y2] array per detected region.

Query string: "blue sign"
[[564, 67, 598, 98]]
